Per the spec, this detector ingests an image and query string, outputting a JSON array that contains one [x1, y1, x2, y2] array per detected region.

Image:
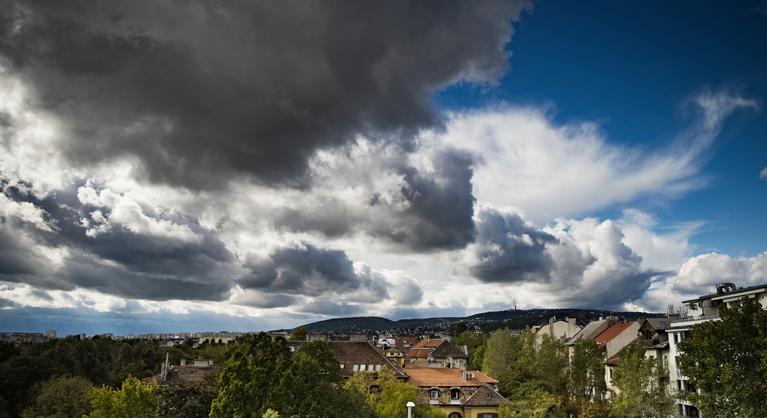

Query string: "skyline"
[[1, 0, 766, 335]]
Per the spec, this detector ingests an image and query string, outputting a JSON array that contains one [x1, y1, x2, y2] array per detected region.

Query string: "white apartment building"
[[667, 282, 767, 418]]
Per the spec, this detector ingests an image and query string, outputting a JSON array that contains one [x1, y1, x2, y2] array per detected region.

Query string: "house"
[[564, 317, 614, 359], [329, 341, 407, 379], [594, 321, 640, 359], [407, 339, 468, 369], [405, 368, 505, 418], [667, 282, 767, 418], [533, 317, 581, 343]]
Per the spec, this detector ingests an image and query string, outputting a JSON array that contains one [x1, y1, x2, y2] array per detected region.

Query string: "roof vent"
[[715, 282, 737, 294]]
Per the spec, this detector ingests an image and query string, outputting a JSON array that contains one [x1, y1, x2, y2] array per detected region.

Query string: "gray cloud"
[[275, 149, 478, 251], [468, 208, 556, 282], [240, 243, 390, 301], [0, 0, 529, 189], [0, 183, 237, 300]]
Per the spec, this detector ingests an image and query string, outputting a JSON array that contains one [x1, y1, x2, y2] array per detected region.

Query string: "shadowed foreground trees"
[[209, 334, 373, 418], [679, 299, 767, 417]]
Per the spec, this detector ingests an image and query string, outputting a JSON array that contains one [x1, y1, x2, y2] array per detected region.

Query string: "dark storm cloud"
[[0, 183, 236, 300], [381, 149, 477, 250], [469, 208, 556, 282], [296, 299, 366, 316], [0, 0, 529, 189], [240, 242, 390, 300], [276, 149, 478, 251]]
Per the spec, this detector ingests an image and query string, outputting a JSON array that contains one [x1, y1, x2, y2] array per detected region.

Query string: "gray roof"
[[565, 319, 611, 345]]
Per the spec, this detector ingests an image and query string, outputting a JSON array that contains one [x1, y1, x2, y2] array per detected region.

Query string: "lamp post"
[[406, 401, 415, 418]]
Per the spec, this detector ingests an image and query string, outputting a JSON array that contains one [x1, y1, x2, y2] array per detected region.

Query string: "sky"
[[0, 0, 766, 335]]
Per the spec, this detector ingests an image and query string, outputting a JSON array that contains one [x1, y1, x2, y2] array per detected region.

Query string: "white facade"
[[667, 283, 767, 418]]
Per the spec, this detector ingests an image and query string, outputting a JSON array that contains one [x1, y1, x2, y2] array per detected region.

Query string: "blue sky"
[[0, 0, 765, 335], [438, 0, 767, 256]]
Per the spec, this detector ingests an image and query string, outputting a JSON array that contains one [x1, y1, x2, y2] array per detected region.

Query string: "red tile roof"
[[594, 322, 634, 345], [405, 368, 497, 387]]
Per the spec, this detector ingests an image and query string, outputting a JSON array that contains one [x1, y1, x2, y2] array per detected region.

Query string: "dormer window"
[[429, 389, 440, 400], [450, 388, 460, 400]]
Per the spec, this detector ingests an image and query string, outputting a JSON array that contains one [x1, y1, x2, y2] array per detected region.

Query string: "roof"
[[682, 283, 767, 303], [605, 354, 621, 367], [330, 341, 407, 378], [641, 317, 674, 331], [565, 319, 611, 345], [462, 384, 506, 406], [407, 339, 449, 358], [405, 368, 497, 387], [431, 342, 467, 359], [412, 339, 446, 348], [594, 322, 634, 345]]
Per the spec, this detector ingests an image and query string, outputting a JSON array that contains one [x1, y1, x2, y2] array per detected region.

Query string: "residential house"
[[406, 368, 505, 418], [533, 317, 581, 343], [407, 339, 468, 369], [330, 341, 408, 379], [564, 317, 614, 359], [595, 321, 640, 396], [667, 282, 767, 418]]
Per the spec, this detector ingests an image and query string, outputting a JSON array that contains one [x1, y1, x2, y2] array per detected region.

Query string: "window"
[[368, 364, 375, 371], [450, 388, 460, 400], [375, 364, 382, 371], [677, 404, 684, 415], [688, 405, 699, 418], [478, 414, 498, 418], [677, 380, 683, 391], [429, 389, 440, 400], [339, 364, 344, 369], [448, 413, 462, 418]]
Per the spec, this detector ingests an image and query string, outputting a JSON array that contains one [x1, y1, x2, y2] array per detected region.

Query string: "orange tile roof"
[[405, 368, 497, 387], [594, 322, 634, 344], [412, 338, 445, 349]]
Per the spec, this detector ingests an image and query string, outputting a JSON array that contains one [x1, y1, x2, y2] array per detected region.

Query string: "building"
[[405, 368, 505, 418], [406, 339, 468, 369], [329, 341, 408, 379], [564, 317, 614, 359], [533, 317, 581, 343], [595, 322, 640, 396], [667, 282, 767, 418]]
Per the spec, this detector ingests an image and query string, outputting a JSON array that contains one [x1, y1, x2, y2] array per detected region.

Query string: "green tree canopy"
[[210, 334, 374, 418], [609, 343, 672, 418], [567, 339, 606, 407], [290, 327, 307, 341], [20, 375, 92, 418], [86, 375, 158, 418], [678, 299, 767, 417]]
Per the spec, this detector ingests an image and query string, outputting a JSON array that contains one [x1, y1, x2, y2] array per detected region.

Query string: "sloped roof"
[[330, 341, 407, 378], [405, 368, 497, 387], [594, 322, 634, 345], [565, 319, 611, 345], [408, 339, 448, 358], [431, 342, 467, 359], [463, 384, 506, 406]]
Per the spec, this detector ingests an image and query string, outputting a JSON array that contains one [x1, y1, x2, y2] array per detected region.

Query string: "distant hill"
[[295, 308, 663, 334]]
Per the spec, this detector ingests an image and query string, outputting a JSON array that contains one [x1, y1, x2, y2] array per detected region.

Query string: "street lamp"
[[406, 401, 415, 418]]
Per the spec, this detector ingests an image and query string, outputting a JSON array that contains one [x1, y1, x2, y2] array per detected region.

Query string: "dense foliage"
[[567, 339, 605, 407], [344, 370, 445, 418], [678, 299, 767, 417], [0, 337, 164, 417], [210, 334, 373, 418], [20, 375, 92, 418], [609, 343, 672, 418], [86, 375, 158, 418]]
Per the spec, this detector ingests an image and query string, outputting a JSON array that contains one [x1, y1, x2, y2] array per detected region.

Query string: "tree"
[[344, 370, 445, 418], [678, 299, 767, 417], [499, 389, 565, 418], [21, 375, 92, 418], [609, 343, 672, 418], [453, 322, 468, 336], [209, 333, 292, 418], [567, 339, 606, 407], [156, 382, 216, 418], [210, 335, 374, 418], [289, 327, 307, 341], [86, 375, 158, 418], [481, 329, 519, 380]]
